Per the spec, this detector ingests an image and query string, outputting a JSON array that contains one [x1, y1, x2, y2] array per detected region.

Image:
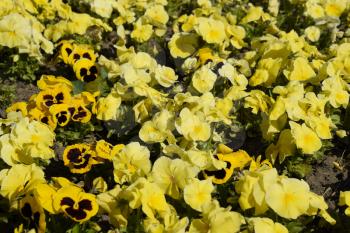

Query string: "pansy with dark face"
[[53, 185, 98, 222], [19, 194, 46, 233], [59, 41, 74, 65], [49, 104, 71, 127], [68, 105, 92, 123], [36, 86, 71, 109], [63, 144, 99, 173], [203, 153, 235, 184], [28, 107, 57, 129], [203, 145, 251, 184], [73, 58, 98, 82], [67, 45, 96, 66]]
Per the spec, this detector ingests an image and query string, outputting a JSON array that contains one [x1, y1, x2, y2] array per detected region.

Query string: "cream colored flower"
[[192, 65, 217, 93]]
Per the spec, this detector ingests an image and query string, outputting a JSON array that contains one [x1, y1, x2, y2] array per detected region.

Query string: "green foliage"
[[0, 83, 15, 110], [0, 47, 40, 83]]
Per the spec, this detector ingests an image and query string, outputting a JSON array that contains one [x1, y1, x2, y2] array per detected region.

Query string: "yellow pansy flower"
[[289, 121, 322, 154], [145, 5, 169, 25], [265, 177, 311, 219], [151, 156, 199, 199], [184, 178, 214, 212], [73, 58, 98, 82], [131, 20, 153, 43], [188, 200, 243, 233], [53, 185, 98, 222], [325, 0, 346, 17], [305, 26, 321, 42], [195, 17, 226, 44], [285, 57, 316, 81], [339, 191, 350, 216], [154, 65, 178, 88], [192, 65, 217, 93], [63, 144, 99, 174], [93, 92, 121, 121], [0, 164, 45, 202], [18, 194, 46, 233], [168, 33, 198, 58], [248, 217, 288, 233], [112, 142, 151, 184], [49, 104, 71, 127], [175, 108, 211, 141], [37, 75, 73, 92], [6, 102, 28, 117]]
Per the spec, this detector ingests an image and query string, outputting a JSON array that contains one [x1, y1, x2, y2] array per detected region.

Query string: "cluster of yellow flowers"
[[1, 0, 350, 232], [6, 75, 98, 129]]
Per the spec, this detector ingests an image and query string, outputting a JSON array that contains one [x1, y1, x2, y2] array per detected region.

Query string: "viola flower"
[[58, 41, 74, 64], [192, 65, 217, 93], [175, 108, 211, 141], [95, 139, 113, 160], [184, 178, 214, 212], [265, 177, 311, 219], [28, 107, 57, 129], [0, 164, 45, 203], [69, 105, 92, 123], [188, 200, 243, 233], [67, 45, 96, 65], [19, 194, 46, 233], [93, 92, 121, 121], [168, 33, 199, 58], [289, 121, 322, 154], [339, 191, 350, 216], [73, 58, 98, 82], [131, 20, 153, 43], [10, 117, 55, 161], [36, 86, 71, 109], [151, 156, 199, 199], [248, 217, 288, 233], [6, 102, 28, 117], [53, 185, 98, 222], [112, 142, 151, 184], [37, 75, 73, 92], [204, 145, 251, 184], [49, 104, 71, 127], [195, 17, 226, 44], [63, 144, 99, 174]]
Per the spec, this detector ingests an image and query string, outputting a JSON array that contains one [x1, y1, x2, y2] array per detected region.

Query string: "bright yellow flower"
[[175, 108, 211, 141], [184, 178, 214, 212], [168, 33, 199, 58], [131, 20, 153, 43], [325, 0, 346, 17], [248, 217, 288, 233], [188, 200, 243, 233], [53, 185, 98, 222], [339, 191, 350, 216], [112, 142, 151, 184], [192, 65, 217, 93], [305, 26, 321, 42], [0, 164, 45, 202], [265, 177, 310, 219], [195, 17, 226, 44], [151, 156, 199, 199], [63, 143, 99, 174], [154, 65, 178, 87], [285, 57, 316, 81], [95, 139, 114, 160], [289, 121, 322, 154], [145, 5, 169, 25], [93, 92, 121, 120]]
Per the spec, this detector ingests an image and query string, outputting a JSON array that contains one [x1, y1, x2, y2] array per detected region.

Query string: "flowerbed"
[[0, 0, 350, 232]]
